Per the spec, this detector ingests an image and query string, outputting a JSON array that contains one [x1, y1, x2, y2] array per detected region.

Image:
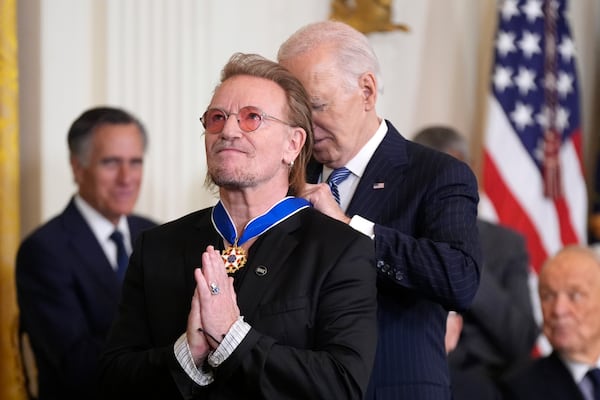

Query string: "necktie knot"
[[587, 368, 600, 400], [110, 229, 123, 242], [109, 230, 128, 282], [327, 167, 351, 205]]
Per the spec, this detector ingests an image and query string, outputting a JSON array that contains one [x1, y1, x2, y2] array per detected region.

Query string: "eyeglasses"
[[200, 106, 292, 134]]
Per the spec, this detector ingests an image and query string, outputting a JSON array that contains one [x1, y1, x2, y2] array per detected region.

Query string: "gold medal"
[[221, 245, 247, 274]]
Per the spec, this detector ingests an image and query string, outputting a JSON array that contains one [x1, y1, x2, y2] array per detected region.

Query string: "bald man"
[[501, 245, 600, 400]]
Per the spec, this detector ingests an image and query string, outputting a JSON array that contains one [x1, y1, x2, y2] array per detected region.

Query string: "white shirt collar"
[[561, 354, 600, 384], [321, 119, 388, 212], [323, 118, 387, 180], [74, 194, 131, 251]]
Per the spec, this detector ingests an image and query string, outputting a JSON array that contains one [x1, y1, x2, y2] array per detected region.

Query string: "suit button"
[[381, 264, 390, 272], [376, 260, 385, 269], [395, 271, 404, 281]]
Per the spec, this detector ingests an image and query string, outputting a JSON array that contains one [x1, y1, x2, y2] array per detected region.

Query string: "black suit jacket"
[[500, 351, 586, 400], [98, 206, 378, 399], [16, 198, 156, 400], [449, 220, 538, 378], [309, 121, 482, 400]]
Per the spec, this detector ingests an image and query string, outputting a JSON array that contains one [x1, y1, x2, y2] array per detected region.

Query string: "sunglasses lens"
[[203, 109, 226, 133], [202, 106, 269, 133], [238, 106, 263, 132]]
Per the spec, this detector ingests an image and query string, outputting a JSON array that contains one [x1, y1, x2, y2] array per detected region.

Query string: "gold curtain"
[[0, 0, 27, 398]]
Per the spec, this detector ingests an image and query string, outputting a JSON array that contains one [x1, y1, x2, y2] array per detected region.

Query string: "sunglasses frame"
[[200, 106, 292, 134]]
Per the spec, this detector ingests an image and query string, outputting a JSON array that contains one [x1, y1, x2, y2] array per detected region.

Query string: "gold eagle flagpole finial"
[[330, 0, 410, 34]]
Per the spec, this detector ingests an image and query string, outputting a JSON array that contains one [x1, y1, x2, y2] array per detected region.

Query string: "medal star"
[[222, 246, 247, 274]]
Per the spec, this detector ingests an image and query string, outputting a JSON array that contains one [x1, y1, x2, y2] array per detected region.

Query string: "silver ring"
[[209, 282, 220, 295]]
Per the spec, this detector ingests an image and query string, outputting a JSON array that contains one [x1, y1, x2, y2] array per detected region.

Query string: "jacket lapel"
[[347, 122, 408, 219], [62, 199, 118, 294], [545, 352, 588, 400]]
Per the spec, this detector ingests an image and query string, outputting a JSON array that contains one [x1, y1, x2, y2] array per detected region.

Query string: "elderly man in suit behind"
[[278, 21, 481, 400], [16, 106, 157, 400], [501, 245, 600, 400]]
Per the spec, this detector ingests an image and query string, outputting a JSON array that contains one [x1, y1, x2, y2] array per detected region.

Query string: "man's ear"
[[285, 127, 307, 162], [359, 71, 377, 111], [70, 155, 83, 185]]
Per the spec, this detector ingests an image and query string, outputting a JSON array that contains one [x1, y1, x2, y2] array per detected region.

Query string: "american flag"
[[480, 0, 587, 346]]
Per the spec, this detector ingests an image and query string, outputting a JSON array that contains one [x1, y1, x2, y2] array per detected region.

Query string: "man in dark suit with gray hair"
[[16, 106, 157, 399], [278, 21, 482, 400]]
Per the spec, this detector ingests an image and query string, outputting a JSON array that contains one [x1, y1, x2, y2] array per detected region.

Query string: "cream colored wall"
[[17, 0, 600, 237]]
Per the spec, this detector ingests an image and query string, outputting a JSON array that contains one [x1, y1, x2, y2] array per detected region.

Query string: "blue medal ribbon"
[[211, 196, 311, 272]]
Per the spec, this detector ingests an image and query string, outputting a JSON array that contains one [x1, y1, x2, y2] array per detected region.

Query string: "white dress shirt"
[[322, 119, 388, 240]]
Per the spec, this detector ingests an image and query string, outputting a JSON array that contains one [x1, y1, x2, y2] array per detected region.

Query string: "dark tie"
[[109, 230, 128, 282], [587, 368, 600, 400], [327, 167, 351, 205]]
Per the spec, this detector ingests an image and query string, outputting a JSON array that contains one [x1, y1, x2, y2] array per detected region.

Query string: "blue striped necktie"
[[109, 230, 128, 282], [327, 167, 351, 205]]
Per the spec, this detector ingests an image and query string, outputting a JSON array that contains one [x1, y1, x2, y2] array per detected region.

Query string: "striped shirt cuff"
[[173, 316, 251, 386], [208, 316, 251, 367]]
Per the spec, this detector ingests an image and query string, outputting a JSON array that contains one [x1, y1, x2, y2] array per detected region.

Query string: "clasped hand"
[[186, 245, 239, 365]]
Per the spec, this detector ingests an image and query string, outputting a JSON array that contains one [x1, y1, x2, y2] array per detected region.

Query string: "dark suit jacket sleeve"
[[371, 144, 481, 311]]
